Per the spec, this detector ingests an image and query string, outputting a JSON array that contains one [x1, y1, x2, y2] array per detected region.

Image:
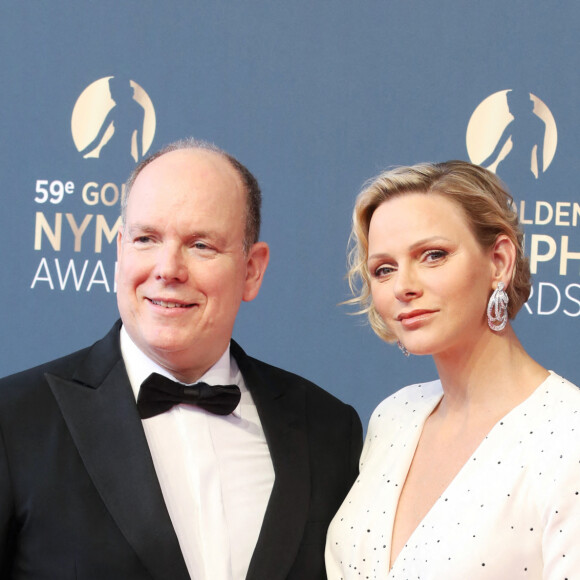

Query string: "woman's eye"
[[374, 264, 395, 278], [424, 249, 448, 262]]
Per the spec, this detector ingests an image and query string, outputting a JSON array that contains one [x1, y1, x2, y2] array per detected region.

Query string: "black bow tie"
[[137, 372, 241, 419]]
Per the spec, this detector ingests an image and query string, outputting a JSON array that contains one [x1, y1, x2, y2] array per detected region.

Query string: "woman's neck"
[[432, 325, 548, 420]]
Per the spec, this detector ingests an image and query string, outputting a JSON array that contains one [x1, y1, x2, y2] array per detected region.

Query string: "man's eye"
[[193, 241, 210, 250]]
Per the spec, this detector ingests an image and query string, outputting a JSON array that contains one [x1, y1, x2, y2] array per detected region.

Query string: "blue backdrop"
[[1, 1, 579, 426]]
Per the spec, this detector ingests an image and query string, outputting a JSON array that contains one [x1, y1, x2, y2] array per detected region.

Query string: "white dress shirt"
[[121, 327, 275, 580]]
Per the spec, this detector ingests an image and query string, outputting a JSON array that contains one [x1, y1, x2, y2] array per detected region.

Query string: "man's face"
[[116, 148, 268, 382]]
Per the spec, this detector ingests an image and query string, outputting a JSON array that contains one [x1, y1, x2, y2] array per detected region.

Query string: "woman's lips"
[[397, 309, 436, 329]]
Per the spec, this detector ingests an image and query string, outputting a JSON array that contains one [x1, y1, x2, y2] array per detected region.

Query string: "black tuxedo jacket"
[[0, 321, 362, 579]]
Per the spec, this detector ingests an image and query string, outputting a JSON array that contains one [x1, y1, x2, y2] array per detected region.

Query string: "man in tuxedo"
[[0, 139, 362, 579]]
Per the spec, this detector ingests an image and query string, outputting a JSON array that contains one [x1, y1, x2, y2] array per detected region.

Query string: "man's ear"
[[242, 242, 270, 302], [490, 234, 516, 289], [117, 230, 123, 260], [115, 230, 124, 288]]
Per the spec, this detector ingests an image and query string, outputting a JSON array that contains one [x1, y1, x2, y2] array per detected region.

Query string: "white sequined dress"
[[325, 372, 580, 579]]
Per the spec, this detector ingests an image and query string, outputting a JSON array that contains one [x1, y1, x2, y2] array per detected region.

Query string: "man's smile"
[[147, 298, 195, 308]]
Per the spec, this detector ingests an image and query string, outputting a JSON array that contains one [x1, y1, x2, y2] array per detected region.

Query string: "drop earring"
[[487, 281, 509, 332], [397, 340, 410, 357]]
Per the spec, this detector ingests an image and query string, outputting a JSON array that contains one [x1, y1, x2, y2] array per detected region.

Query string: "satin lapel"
[[232, 342, 311, 580], [46, 323, 190, 580]]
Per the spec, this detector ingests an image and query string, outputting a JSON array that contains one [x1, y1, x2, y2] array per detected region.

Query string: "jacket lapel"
[[232, 342, 311, 580], [46, 322, 190, 580]]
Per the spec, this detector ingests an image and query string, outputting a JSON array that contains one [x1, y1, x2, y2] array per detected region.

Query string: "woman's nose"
[[393, 267, 422, 301]]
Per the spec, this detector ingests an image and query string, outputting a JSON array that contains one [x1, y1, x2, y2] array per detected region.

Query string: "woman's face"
[[367, 192, 495, 358]]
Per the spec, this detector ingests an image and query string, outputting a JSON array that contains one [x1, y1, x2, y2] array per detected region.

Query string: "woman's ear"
[[490, 234, 516, 288]]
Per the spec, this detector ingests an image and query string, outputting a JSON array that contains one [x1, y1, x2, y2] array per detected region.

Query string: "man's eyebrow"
[[127, 223, 157, 234], [128, 222, 155, 232]]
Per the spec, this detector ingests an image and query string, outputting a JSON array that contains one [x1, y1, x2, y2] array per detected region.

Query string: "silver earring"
[[397, 340, 410, 357], [487, 281, 509, 332]]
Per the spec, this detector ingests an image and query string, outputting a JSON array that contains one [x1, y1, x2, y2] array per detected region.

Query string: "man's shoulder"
[[0, 345, 92, 401], [0, 321, 121, 405], [231, 340, 355, 411]]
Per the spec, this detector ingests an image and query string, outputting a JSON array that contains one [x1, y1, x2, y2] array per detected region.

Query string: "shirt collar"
[[120, 326, 246, 416]]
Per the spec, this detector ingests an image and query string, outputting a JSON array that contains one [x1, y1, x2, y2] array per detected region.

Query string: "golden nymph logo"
[[466, 90, 580, 319], [71, 76, 156, 163], [466, 89, 557, 180]]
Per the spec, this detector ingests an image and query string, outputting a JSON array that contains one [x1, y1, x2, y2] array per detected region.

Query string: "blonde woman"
[[326, 161, 580, 579]]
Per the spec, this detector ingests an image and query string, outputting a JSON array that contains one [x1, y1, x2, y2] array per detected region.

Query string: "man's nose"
[[155, 244, 188, 282]]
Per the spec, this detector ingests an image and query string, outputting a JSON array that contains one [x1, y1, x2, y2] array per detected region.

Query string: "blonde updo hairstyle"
[[346, 160, 531, 343]]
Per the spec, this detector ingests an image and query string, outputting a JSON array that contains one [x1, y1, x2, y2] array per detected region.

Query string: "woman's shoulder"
[[373, 379, 442, 414], [543, 371, 580, 399], [366, 379, 442, 432], [532, 371, 580, 422], [529, 371, 580, 432], [360, 380, 442, 463], [520, 372, 580, 515]]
